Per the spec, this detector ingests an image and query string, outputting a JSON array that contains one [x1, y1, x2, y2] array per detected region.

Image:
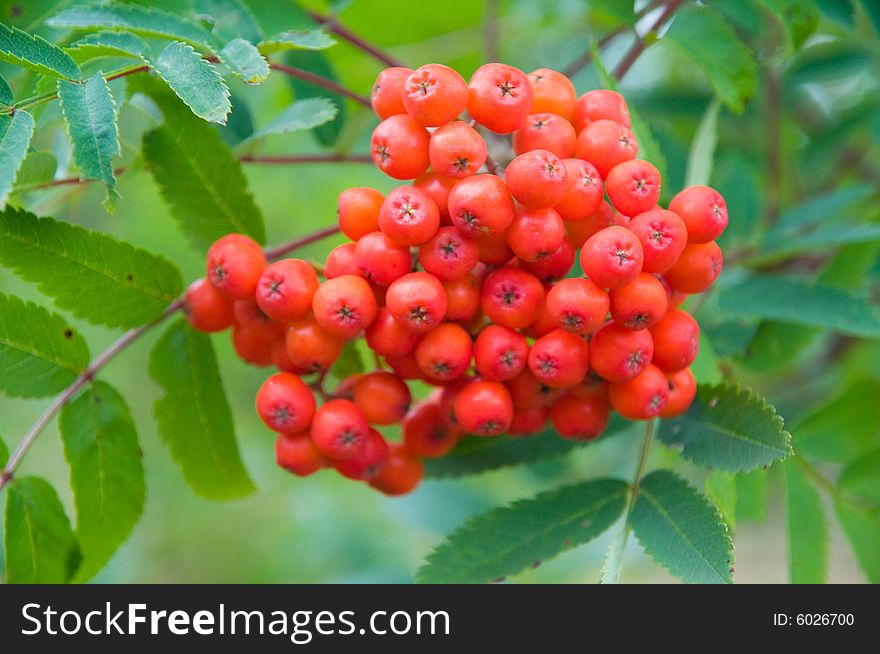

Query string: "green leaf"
[[0, 206, 182, 328], [194, 0, 263, 44], [330, 339, 365, 381], [0, 71, 12, 105], [835, 500, 880, 583], [216, 91, 254, 146], [631, 469, 734, 583], [59, 381, 144, 582], [760, 0, 819, 49], [258, 30, 336, 54], [839, 448, 880, 505], [684, 97, 721, 187], [247, 97, 338, 141], [48, 2, 217, 50], [717, 275, 880, 339], [4, 476, 80, 583], [735, 468, 770, 522], [598, 523, 627, 584], [57, 70, 120, 211], [417, 479, 628, 583], [0, 293, 88, 398], [766, 184, 874, 241], [11, 150, 56, 189], [148, 41, 231, 125], [142, 92, 265, 250], [664, 5, 757, 112], [219, 38, 269, 85], [66, 30, 148, 63], [784, 459, 827, 583], [149, 320, 255, 500], [424, 417, 630, 478], [793, 379, 880, 463], [283, 50, 345, 147], [859, 0, 880, 34], [749, 223, 880, 266], [0, 22, 81, 81], [0, 111, 35, 207], [0, 434, 7, 467], [657, 383, 792, 472], [706, 471, 736, 531]]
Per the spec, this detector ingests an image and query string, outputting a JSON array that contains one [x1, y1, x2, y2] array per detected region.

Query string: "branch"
[[612, 0, 684, 81], [269, 62, 371, 107], [0, 226, 341, 492], [308, 10, 406, 68]]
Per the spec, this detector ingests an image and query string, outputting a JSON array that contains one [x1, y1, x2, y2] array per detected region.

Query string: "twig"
[[269, 62, 371, 107], [484, 153, 504, 177], [484, 0, 500, 62], [264, 226, 341, 260], [308, 10, 405, 68], [612, 0, 684, 81]]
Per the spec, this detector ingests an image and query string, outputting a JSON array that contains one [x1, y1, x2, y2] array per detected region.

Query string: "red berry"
[[550, 390, 610, 440], [505, 369, 560, 410], [419, 226, 480, 281], [255, 259, 319, 323], [522, 294, 559, 339], [334, 428, 390, 481], [474, 324, 529, 381], [364, 307, 419, 357], [275, 432, 326, 477], [438, 378, 470, 429], [384, 351, 424, 380], [669, 185, 728, 244], [575, 119, 638, 177], [528, 68, 577, 120], [467, 63, 533, 134], [528, 329, 590, 389], [428, 120, 487, 178], [609, 272, 669, 330], [580, 225, 644, 289], [184, 278, 235, 332], [476, 232, 515, 265], [649, 309, 699, 372], [505, 149, 567, 209], [415, 322, 473, 381], [378, 186, 440, 246], [354, 231, 412, 286], [413, 173, 457, 224], [353, 372, 412, 425], [271, 339, 308, 374], [480, 266, 545, 329], [664, 241, 723, 293], [573, 89, 631, 132], [590, 321, 653, 382], [286, 316, 343, 373], [609, 364, 669, 420], [231, 324, 275, 367], [371, 66, 412, 119], [506, 207, 565, 262], [371, 114, 430, 180], [312, 275, 378, 340], [206, 234, 266, 300], [521, 239, 576, 282], [454, 380, 514, 436], [565, 200, 615, 247], [256, 372, 316, 434], [403, 400, 461, 457], [403, 63, 469, 127], [386, 272, 448, 333], [554, 158, 603, 221], [660, 368, 697, 418], [369, 443, 423, 495], [447, 174, 516, 238], [325, 242, 360, 278], [443, 274, 481, 322], [310, 398, 370, 460], [605, 159, 661, 218], [508, 406, 549, 435], [628, 208, 688, 273], [233, 298, 283, 336], [545, 277, 609, 334], [512, 113, 577, 158], [338, 187, 384, 241]]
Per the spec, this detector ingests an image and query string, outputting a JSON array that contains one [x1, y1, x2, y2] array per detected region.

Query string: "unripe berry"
[[428, 120, 488, 178], [605, 159, 661, 218], [664, 241, 723, 293], [286, 316, 343, 373], [312, 275, 378, 340], [467, 63, 533, 134], [378, 186, 441, 246], [454, 380, 514, 436], [184, 278, 235, 332], [415, 322, 473, 381], [512, 113, 576, 158], [628, 208, 688, 273], [474, 324, 529, 381], [371, 114, 430, 180], [669, 185, 728, 243], [481, 266, 545, 329], [310, 399, 370, 460], [371, 66, 412, 119], [528, 68, 577, 120], [649, 309, 699, 372], [419, 226, 480, 281], [386, 272, 448, 333], [256, 259, 319, 323], [403, 400, 461, 458], [590, 321, 653, 382], [403, 63, 469, 127], [575, 119, 638, 178], [276, 432, 326, 477], [364, 307, 419, 358], [447, 174, 516, 238], [528, 329, 590, 389], [256, 372, 316, 434], [609, 273, 669, 330], [545, 277, 609, 334], [505, 149, 567, 209], [550, 390, 610, 440], [506, 208, 565, 262], [554, 158, 603, 221], [206, 234, 266, 300], [609, 364, 669, 420], [369, 443, 423, 495], [573, 89, 631, 132], [580, 225, 644, 289], [354, 231, 412, 286], [660, 367, 697, 418], [353, 372, 412, 425]]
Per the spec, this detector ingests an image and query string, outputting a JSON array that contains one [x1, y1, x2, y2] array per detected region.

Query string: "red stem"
[[612, 0, 684, 81], [269, 62, 371, 107], [308, 10, 405, 68]]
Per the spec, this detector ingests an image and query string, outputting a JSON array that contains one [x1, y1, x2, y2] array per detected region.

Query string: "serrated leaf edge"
[[147, 41, 231, 125]]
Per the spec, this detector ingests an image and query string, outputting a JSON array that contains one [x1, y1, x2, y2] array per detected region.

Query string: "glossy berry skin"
[[275, 432, 326, 477], [256, 259, 319, 323], [528, 68, 577, 120], [419, 226, 480, 282], [312, 275, 378, 340], [476, 233, 515, 265], [184, 278, 235, 332], [661, 368, 697, 418], [554, 158, 603, 222], [565, 200, 615, 247], [403, 400, 460, 458], [364, 307, 419, 357], [649, 309, 699, 372], [255, 372, 316, 434], [505, 149, 567, 209], [413, 173, 457, 223], [628, 208, 688, 273], [589, 321, 654, 382], [609, 364, 669, 420], [454, 380, 514, 436], [403, 63, 469, 127], [286, 316, 343, 373], [353, 372, 412, 425], [575, 119, 638, 178], [378, 186, 440, 246], [415, 322, 473, 381], [384, 351, 423, 380], [232, 324, 275, 367], [580, 225, 644, 289], [512, 113, 577, 158], [271, 339, 307, 374], [664, 241, 723, 293], [371, 115, 430, 180], [447, 174, 516, 239], [371, 66, 412, 119], [573, 89, 631, 132], [386, 272, 448, 333], [508, 406, 549, 435], [443, 274, 481, 322], [507, 208, 565, 262], [310, 399, 370, 460], [325, 243, 360, 278], [353, 231, 411, 286], [232, 297, 282, 335], [528, 329, 590, 389], [481, 267, 545, 329], [474, 324, 529, 381], [467, 63, 533, 134], [334, 428, 390, 481], [522, 296, 558, 339], [609, 273, 669, 330], [669, 185, 728, 244], [506, 368, 560, 410], [605, 159, 661, 218], [545, 277, 609, 334], [428, 121, 487, 178], [550, 390, 610, 440], [206, 234, 266, 300], [369, 443, 423, 496], [521, 239, 575, 282], [338, 187, 384, 240]]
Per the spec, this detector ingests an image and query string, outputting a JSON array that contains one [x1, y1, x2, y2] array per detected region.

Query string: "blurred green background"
[[0, 0, 878, 583]]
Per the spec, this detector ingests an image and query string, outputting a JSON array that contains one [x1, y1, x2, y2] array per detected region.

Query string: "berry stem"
[[307, 10, 406, 68], [269, 62, 372, 107], [484, 153, 505, 177], [0, 226, 341, 492], [612, 0, 684, 81]]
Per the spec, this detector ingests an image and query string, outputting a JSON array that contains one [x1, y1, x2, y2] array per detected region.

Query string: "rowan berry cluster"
[[184, 62, 726, 496]]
